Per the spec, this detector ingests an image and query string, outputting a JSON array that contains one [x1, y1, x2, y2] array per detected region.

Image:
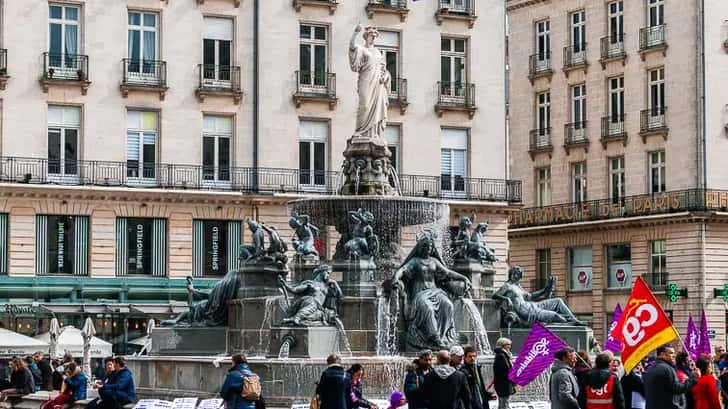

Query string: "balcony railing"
[[0, 156, 522, 203], [640, 25, 666, 51], [640, 106, 668, 134], [122, 59, 167, 87], [563, 44, 587, 70], [564, 122, 588, 151], [436, 81, 475, 110], [43, 52, 89, 81], [643, 272, 669, 292], [529, 52, 552, 78], [197, 64, 241, 93], [437, 0, 475, 16], [529, 128, 552, 155], [0, 49, 7, 76], [601, 115, 627, 146], [368, 0, 407, 9], [600, 35, 626, 62], [294, 71, 336, 108], [293, 0, 338, 14], [389, 77, 408, 112]]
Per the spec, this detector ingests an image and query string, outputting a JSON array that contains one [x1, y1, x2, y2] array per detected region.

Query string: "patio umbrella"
[[0, 328, 49, 357], [35, 326, 112, 358], [81, 317, 96, 381], [49, 318, 60, 359]]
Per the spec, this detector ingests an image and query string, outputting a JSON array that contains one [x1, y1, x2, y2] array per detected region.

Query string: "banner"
[[699, 310, 712, 356], [604, 303, 623, 353], [508, 322, 568, 387], [610, 276, 677, 373], [686, 313, 700, 360]]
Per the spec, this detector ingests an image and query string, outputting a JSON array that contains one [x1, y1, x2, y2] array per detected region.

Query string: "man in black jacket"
[[460, 346, 495, 409], [421, 350, 471, 409], [493, 338, 516, 409], [33, 352, 53, 391], [584, 351, 625, 409], [643, 344, 696, 409], [621, 359, 646, 409], [316, 354, 352, 409]]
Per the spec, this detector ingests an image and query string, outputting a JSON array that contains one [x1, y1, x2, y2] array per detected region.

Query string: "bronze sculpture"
[[277, 264, 343, 326], [161, 272, 241, 327], [289, 215, 319, 258], [343, 208, 379, 258]]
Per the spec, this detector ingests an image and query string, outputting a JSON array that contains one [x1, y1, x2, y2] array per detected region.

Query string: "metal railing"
[[529, 128, 552, 152], [43, 52, 89, 81], [640, 107, 667, 133], [122, 59, 167, 87], [564, 122, 588, 146], [197, 64, 241, 92], [0, 49, 7, 76], [295, 70, 336, 99], [643, 272, 669, 292], [600, 35, 626, 60], [389, 77, 408, 105], [563, 44, 587, 69], [368, 0, 407, 9], [437, 0, 475, 16], [436, 81, 475, 108], [0, 156, 522, 203], [529, 52, 552, 77], [601, 115, 627, 141], [640, 25, 666, 50]]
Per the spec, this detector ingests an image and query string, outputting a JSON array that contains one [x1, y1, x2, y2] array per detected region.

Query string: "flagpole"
[[671, 323, 691, 355]]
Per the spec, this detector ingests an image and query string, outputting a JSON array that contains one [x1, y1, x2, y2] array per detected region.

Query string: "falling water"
[[259, 295, 284, 354], [460, 298, 492, 354], [388, 167, 402, 196], [354, 167, 361, 195], [375, 289, 392, 356], [332, 317, 353, 356]]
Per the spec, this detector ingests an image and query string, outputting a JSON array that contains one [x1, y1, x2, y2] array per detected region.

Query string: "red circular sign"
[[578, 271, 587, 284], [616, 268, 626, 282]]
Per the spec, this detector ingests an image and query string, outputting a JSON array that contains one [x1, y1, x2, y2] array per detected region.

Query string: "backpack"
[[237, 370, 261, 401]]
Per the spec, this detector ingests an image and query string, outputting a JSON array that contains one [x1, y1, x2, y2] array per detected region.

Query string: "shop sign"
[[0, 304, 38, 317]]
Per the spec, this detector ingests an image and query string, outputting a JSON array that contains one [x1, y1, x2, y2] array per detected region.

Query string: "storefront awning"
[[130, 304, 188, 315]]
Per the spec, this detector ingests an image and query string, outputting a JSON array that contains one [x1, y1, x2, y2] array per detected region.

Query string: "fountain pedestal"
[[270, 327, 340, 359], [452, 261, 496, 298], [151, 327, 228, 356], [237, 264, 288, 298], [339, 138, 395, 196], [331, 259, 378, 297]]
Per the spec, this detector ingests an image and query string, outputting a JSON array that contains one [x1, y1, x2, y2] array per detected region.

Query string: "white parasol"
[[49, 318, 60, 358], [81, 317, 96, 381]]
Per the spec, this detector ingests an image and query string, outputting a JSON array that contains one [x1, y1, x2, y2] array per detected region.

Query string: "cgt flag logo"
[[610, 276, 677, 373]]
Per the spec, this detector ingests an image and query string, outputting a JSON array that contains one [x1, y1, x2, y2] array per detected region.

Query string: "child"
[[388, 391, 407, 409]]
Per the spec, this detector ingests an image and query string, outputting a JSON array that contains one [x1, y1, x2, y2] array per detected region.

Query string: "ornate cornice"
[[507, 0, 551, 12]]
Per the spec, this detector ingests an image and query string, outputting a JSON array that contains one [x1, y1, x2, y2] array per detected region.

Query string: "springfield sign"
[[510, 189, 728, 228]]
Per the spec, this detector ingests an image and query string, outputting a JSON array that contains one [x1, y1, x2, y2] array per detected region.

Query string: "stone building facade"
[[507, 0, 728, 345], [0, 0, 518, 349]]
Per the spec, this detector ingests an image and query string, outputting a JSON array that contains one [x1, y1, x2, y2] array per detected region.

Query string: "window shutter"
[[36, 215, 48, 275], [48, 106, 81, 127], [375, 31, 399, 48], [440, 149, 452, 175], [384, 125, 400, 145], [204, 17, 233, 41], [115, 218, 128, 276], [192, 220, 203, 277], [453, 150, 466, 177], [227, 221, 241, 272], [127, 132, 140, 161], [0, 214, 7, 274], [74, 216, 89, 276], [299, 120, 328, 142], [152, 218, 167, 277]]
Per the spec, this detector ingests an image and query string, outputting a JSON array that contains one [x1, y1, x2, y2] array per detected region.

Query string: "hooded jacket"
[[585, 368, 625, 409], [220, 363, 257, 409], [420, 365, 471, 409], [550, 360, 580, 409]]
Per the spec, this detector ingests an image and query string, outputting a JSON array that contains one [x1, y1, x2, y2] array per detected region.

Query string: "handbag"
[[310, 394, 320, 409]]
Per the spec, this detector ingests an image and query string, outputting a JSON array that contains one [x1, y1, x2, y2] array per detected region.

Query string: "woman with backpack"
[[221, 354, 261, 409]]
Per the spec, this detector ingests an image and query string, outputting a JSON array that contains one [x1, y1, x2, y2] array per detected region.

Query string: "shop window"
[[569, 247, 592, 291], [35, 215, 89, 275], [115, 217, 166, 276], [607, 243, 631, 289], [192, 220, 241, 277]]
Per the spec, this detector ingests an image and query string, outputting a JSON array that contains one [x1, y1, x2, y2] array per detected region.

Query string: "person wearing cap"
[[493, 338, 516, 409], [387, 391, 406, 409], [450, 346, 464, 369]]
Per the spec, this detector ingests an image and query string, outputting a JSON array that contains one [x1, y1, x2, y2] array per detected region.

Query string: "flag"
[[685, 313, 700, 360], [699, 309, 712, 356], [610, 276, 678, 373], [604, 303, 623, 353], [508, 322, 569, 387]]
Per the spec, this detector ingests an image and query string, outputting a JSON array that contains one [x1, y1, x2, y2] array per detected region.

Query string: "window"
[[536, 249, 551, 288], [650, 151, 666, 193], [570, 11, 586, 54], [35, 215, 89, 275], [299, 24, 327, 87], [608, 76, 625, 126], [569, 247, 592, 291], [128, 11, 159, 77], [536, 91, 551, 134], [440, 0, 468, 13], [126, 111, 158, 181], [0, 214, 8, 275], [648, 68, 665, 114], [572, 162, 587, 203], [609, 156, 625, 205], [535, 20, 550, 63], [571, 84, 587, 129], [47, 105, 80, 178], [440, 38, 467, 98], [385, 124, 401, 174], [375, 31, 400, 94], [48, 4, 80, 72], [202, 115, 232, 184], [115, 217, 166, 276], [299, 120, 328, 187], [536, 167, 551, 206], [192, 220, 241, 277], [203, 17, 233, 85], [607, 243, 631, 288], [648, 0, 664, 27], [608, 1, 624, 42], [441, 128, 467, 195], [650, 240, 667, 276]]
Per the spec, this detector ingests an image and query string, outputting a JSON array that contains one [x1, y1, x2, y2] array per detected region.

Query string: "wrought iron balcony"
[[389, 77, 408, 114], [563, 45, 587, 74], [529, 128, 553, 159], [436, 0, 476, 27], [564, 122, 589, 154], [293, 0, 337, 15], [196, 64, 243, 104], [41, 52, 90, 94], [639, 25, 667, 54], [0, 49, 7, 90], [601, 115, 627, 147], [293, 70, 337, 110], [640, 107, 668, 140], [600, 35, 626, 67], [643, 272, 669, 292], [366, 0, 409, 21], [435, 81, 476, 118], [121, 59, 168, 100], [529, 52, 552, 81]]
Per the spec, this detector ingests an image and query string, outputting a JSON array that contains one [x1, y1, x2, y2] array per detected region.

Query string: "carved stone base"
[[291, 257, 320, 282], [269, 326, 340, 358], [339, 137, 396, 196], [452, 260, 496, 297], [238, 263, 289, 298], [150, 327, 228, 356], [331, 258, 377, 297]]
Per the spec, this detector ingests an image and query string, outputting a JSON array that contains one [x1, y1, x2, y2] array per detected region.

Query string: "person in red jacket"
[[691, 357, 721, 409]]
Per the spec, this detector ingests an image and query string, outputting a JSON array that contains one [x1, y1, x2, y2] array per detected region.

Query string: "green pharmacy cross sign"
[[666, 284, 688, 303], [713, 284, 728, 302]]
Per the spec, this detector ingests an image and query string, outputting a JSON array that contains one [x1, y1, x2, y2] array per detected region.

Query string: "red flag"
[[610, 276, 677, 372]]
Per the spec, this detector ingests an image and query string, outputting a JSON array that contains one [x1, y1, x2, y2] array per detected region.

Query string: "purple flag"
[[508, 322, 569, 387], [699, 310, 712, 356], [685, 313, 700, 360], [604, 303, 623, 353]]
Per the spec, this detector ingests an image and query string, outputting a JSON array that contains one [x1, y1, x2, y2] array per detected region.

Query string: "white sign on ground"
[[172, 398, 198, 409], [198, 399, 224, 409]]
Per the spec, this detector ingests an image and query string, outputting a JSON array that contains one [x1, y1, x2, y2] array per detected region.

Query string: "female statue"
[[278, 265, 342, 326], [349, 24, 391, 141], [390, 230, 473, 350]]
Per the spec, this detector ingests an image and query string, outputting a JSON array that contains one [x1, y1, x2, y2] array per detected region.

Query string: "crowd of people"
[[0, 352, 135, 409]]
